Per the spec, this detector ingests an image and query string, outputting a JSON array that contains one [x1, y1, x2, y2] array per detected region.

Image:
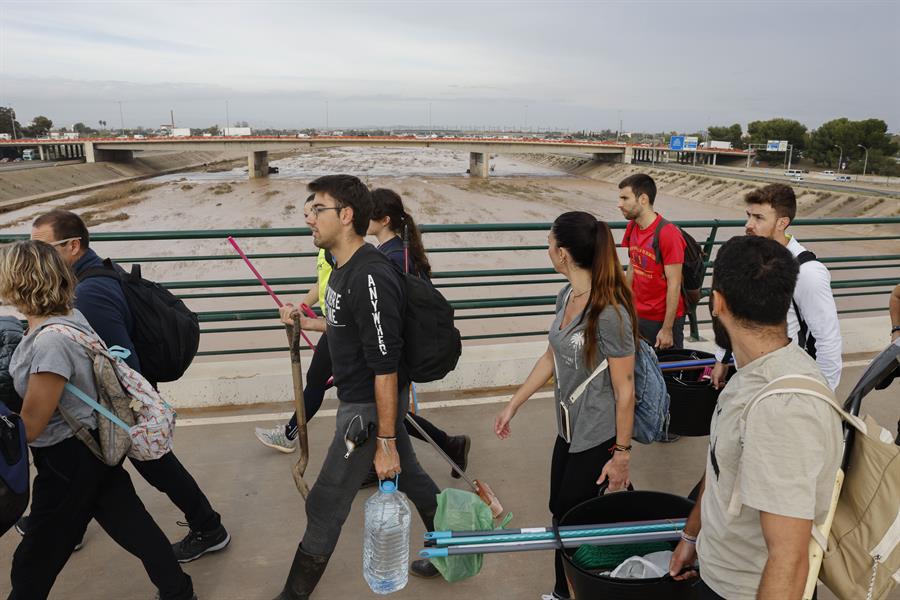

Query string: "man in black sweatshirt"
[[273, 175, 441, 600]]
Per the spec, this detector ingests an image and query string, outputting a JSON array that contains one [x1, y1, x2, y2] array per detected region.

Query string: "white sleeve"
[[714, 345, 726, 363], [795, 262, 842, 389]]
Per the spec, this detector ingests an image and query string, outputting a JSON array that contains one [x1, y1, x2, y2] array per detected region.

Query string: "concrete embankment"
[[0, 151, 240, 212], [519, 154, 900, 223], [161, 315, 891, 410]]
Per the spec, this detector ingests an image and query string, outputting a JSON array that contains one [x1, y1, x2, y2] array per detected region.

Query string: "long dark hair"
[[371, 188, 432, 278], [552, 212, 638, 368]]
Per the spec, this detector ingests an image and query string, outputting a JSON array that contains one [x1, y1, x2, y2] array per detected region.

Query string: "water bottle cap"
[[379, 480, 396, 493]]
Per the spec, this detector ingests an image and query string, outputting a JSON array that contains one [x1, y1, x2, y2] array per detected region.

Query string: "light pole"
[[8, 108, 16, 140], [857, 144, 869, 178], [833, 144, 843, 173], [117, 101, 125, 135]]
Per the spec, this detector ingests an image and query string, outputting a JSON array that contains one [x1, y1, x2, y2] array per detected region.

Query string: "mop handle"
[[659, 358, 733, 371], [404, 413, 478, 491], [420, 530, 682, 558], [430, 521, 687, 547], [227, 236, 283, 307], [425, 518, 686, 542]]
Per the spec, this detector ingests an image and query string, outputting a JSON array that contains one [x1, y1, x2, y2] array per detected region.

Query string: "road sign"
[[778, 141, 788, 152], [684, 136, 698, 151], [767, 140, 780, 151], [669, 136, 685, 151]]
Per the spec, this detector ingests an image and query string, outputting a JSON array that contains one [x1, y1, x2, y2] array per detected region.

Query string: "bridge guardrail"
[[2, 217, 898, 357]]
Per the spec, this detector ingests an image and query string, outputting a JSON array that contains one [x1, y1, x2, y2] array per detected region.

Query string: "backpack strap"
[[623, 220, 634, 247], [552, 288, 609, 404], [651, 217, 670, 267], [792, 250, 818, 355], [727, 374, 865, 518], [76, 258, 122, 282]]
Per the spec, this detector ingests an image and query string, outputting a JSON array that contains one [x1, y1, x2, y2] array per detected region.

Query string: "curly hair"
[[0, 240, 76, 317]]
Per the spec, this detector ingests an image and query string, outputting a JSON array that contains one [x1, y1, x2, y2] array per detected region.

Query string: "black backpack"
[[0, 318, 28, 536], [358, 252, 462, 383], [643, 218, 707, 307], [79, 259, 200, 383]]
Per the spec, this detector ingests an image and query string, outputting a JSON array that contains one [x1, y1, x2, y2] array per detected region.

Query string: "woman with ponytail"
[[367, 188, 472, 485], [495, 212, 638, 600]]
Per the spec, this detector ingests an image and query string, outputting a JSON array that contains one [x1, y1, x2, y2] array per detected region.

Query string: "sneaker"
[[410, 558, 440, 579], [16, 515, 84, 551], [255, 426, 297, 454], [172, 524, 231, 563], [446, 435, 471, 479], [659, 432, 681, 443], [540, 594, 570, 600]]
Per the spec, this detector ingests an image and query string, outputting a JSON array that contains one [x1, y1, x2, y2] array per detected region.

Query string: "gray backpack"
[[632, 339, 671, 444]]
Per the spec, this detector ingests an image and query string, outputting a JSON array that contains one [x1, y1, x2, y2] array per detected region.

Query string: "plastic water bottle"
[[363, 479, 411, 594]]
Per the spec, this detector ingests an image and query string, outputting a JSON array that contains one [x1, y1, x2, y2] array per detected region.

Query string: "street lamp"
[[857, 144, 869, 178], [833, 144, 843, 173]]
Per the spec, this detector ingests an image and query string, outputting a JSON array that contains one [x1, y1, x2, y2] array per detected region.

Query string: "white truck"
[[22, 149, 36, 160], [172, 128, 192, 137], [223, 127, 251, 137], [700, 140, 734, 150]]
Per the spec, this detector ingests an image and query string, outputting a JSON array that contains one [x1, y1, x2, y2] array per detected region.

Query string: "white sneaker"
[[254, 426, 297, 453]]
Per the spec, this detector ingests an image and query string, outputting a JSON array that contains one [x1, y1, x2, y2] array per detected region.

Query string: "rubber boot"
[[411, 508, 440, 579], [272, 544, 331, 600]]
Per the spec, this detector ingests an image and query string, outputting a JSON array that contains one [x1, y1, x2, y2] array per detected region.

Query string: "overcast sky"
[[1, 1, 898, 133]]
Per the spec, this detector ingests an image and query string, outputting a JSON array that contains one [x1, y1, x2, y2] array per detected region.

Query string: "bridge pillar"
[[38, 146, 45, 161], [622, 146, 634, 164], [712, 153, 717, 166], [83, 142, 133, 163], [469, 152, 489, 178], [249, 151, 269, 179]]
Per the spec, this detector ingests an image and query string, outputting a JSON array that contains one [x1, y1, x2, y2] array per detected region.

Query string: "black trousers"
[[548, 435, 615, 599], [9, 437, 193, 600], [638, 316, 686, 349], [130, 450, 221, 533]]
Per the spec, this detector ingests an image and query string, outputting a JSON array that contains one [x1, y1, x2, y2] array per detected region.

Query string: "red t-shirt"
[[622, 214, 686, 321]]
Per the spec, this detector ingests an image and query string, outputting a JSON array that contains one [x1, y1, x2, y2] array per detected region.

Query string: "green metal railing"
[[3, 217, 898, 357]]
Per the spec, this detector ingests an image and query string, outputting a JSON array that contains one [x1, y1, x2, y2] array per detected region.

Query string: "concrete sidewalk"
[[1, 361, 897, 599]]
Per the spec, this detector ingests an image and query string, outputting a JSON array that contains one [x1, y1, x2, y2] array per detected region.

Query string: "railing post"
[[688, 221, 720, 342]]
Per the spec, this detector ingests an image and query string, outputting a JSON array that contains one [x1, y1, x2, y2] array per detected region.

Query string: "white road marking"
[[176, 391, 555, 427], [175, 358, 881, 428]]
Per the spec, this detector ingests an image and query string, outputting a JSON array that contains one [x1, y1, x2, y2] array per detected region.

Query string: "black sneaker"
[[172, 524, 231, 563], [410, 558, 440, 579], [446, 435, 471, 479]]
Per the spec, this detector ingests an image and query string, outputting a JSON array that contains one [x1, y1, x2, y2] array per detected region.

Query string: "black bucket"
[[658, 348, 734, 437], [560, 491, 699, 599]]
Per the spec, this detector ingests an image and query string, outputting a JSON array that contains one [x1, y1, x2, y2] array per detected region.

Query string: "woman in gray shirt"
[[494, 212, 638, 600], [0, 240, 196, 600]]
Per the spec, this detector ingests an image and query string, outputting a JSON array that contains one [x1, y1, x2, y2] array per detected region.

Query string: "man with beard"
[[711, 184, 842, 390], [617, 174, 687, 349], [271, 175, 441, 600], [668, 235, 842, 599]]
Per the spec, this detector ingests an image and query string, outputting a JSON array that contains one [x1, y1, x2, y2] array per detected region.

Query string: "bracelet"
[[681, 532, 698, 544], [610, 443, 632, 453]]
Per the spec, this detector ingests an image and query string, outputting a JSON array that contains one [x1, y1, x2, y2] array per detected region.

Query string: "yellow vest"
[[316, 249, 333, 308]]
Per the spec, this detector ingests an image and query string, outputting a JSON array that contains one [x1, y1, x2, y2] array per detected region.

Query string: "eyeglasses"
[[307, 204, 342, 218], [49, 237, 80, 247]]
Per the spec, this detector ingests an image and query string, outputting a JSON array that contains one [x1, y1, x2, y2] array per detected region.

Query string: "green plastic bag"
[[430, 488, 511, 583]]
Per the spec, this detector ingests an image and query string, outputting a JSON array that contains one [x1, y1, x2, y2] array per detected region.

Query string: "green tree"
[[807, 118, 899, 174], [747, 118, 807, 162], [72, 122, 98, 136], [23, 115, 53, 138], [0, 106, 22, 138], [708, 123, 743, 148]]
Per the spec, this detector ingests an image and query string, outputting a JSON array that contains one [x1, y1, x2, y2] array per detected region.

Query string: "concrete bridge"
[[0, 136, 750, 178]]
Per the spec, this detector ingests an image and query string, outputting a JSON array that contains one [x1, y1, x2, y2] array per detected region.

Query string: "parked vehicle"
[[823, 170, 835, 175], [834, 175, 852, 182], [790, 175, 804, 182], [21, 149, 36, 161], [785, 169, 803, 177]]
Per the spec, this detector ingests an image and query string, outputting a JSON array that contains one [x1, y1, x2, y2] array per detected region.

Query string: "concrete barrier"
[[160, 315, 893, 410]]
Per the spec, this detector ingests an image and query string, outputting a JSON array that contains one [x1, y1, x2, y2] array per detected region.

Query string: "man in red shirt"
[[618, 173, 686, 349]]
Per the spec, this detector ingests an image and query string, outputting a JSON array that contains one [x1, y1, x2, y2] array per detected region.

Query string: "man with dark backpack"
[[29, 209, 230, 563], [618, 173, 704, 350]]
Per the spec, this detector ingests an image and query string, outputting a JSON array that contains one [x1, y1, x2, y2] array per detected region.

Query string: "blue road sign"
[[670, 136, 685, 151], [766, 140, 780, 151]]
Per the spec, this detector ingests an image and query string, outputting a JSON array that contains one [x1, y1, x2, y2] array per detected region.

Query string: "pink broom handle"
[[226, 236, 319, 350]]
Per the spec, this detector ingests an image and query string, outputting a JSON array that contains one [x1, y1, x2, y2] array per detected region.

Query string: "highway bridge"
[[0, 135, 749, 178]]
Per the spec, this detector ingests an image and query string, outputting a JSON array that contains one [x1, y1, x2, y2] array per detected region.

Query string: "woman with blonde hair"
[[494, 212, 638, 600], [1, 240, 196, 600]]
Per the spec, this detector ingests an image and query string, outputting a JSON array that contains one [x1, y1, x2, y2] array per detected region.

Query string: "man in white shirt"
[[712, 184, 842, 390]]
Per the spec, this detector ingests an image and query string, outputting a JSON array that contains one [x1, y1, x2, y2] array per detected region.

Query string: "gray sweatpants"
[[301, 388, 440, 556]]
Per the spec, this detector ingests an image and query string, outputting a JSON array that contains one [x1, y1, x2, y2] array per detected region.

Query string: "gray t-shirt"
[[10, 311, 99, 448], [548, 285, 635, 453]]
